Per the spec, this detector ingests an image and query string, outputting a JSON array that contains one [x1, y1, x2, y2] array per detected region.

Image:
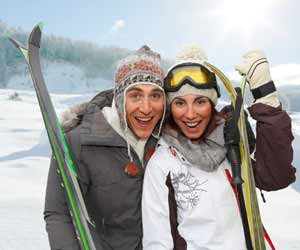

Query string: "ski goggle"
[[164, 63, 221, 97]]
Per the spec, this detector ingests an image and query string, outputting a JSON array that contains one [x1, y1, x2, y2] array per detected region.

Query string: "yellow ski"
[[204, 62, 266, 250]]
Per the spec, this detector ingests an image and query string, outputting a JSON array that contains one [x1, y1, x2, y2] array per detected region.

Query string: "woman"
[[142, 47, 296, 250]]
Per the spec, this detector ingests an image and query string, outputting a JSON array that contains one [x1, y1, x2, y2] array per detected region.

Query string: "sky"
[[1, 0, 300, 74]]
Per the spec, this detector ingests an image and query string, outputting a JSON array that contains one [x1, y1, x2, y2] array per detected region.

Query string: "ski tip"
[[38, 21, 44, 32], [7, 37, 19, 48], [1, 34, 15, 44], [29, 22, 43, 48], [1, 33, 28, 51], [7, 37, 23, 49]]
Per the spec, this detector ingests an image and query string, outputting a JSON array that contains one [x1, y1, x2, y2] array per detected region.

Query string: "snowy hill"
[[5, 60, 113, 94], [0, 89, 299, 250], [0, 20, 173, 92], [0, 20, 131, 90]]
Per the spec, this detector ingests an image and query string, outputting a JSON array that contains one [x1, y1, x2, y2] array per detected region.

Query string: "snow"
[[6, 61, 113, 94], [290, 112, 300, 135], [0, 89, 92, 250], [0, 89, 299, 249], [259, 187, 300, 249]]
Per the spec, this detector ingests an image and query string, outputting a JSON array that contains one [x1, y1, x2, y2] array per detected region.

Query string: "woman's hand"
[[235, 50, 280, 107]]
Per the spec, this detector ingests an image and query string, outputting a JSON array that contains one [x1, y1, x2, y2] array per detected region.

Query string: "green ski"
[[8, 23, 97, 250]]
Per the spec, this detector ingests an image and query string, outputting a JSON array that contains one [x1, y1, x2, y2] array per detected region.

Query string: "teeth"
[[137, 117, 152, 122], [185, 121, 199, 127]]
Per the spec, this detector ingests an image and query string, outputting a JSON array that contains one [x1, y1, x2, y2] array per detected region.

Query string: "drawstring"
[[124, 126, 139, 177], [152, 91, 166, 139], [123, 90, 139, 177]]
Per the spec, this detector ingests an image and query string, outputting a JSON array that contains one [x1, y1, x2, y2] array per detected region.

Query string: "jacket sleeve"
[[142, 153, 174, 250], [44, 155, 82, 250], [44, 129, 90, 250], [248, 103, 296, 191]]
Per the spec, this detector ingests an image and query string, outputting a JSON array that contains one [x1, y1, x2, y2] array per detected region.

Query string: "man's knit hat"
[[166, 45, 219, 106], [114, 45, 165, 129], [112, 46, 166, 176]]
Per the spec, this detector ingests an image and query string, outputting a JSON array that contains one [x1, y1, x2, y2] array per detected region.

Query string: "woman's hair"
[[164, 99, 225, 139]]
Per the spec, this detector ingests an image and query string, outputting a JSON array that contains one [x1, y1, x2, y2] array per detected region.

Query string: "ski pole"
[[225, 87, 253, 250]]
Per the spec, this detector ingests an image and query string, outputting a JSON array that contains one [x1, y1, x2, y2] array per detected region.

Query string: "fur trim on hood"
[[60, 102, 89, 133], [59, 89, 114, 133]]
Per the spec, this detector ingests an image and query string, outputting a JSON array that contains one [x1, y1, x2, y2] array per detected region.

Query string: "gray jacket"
[[44, 89, 158, 250]]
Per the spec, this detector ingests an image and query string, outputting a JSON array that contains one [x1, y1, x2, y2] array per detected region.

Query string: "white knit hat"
[[166, 45, 219, 105]]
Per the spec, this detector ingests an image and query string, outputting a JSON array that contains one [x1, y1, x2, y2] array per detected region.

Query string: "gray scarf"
[[162, 121, 227, 172]]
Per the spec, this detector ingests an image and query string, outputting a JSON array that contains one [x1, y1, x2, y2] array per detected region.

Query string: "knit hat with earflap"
[[114, 45, 165, 131], [113, 45, 166, 176], [166, 45, 219, 106]]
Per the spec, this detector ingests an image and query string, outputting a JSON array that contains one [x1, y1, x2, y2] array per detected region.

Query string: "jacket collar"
[[80, 107, 128, 147]]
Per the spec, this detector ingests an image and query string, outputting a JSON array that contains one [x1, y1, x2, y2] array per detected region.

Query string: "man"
[[44, 45, 166, 250]]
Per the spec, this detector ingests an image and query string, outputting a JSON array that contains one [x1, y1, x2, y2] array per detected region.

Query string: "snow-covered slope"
[[0, 89, 299, 250], [6, 61, 113, 94], [0, 89, 93, 250]]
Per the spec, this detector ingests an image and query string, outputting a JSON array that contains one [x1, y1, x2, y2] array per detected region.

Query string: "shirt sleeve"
[[142, 150, 174, 250]]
